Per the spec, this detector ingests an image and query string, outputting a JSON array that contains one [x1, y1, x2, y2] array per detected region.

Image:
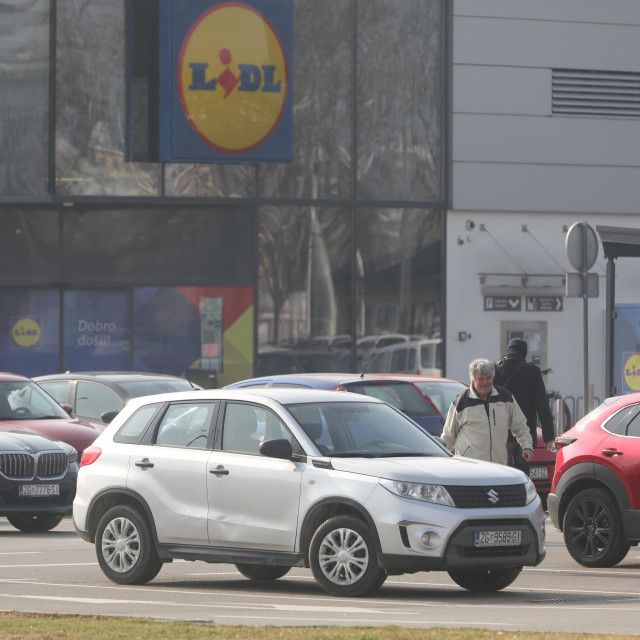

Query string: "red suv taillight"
[[554, 436, 577, 450], [81, 446, 102, 466]]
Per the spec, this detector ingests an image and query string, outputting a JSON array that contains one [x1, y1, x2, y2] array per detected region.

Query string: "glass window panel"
[[0, 0, 49, 196], [258, 206, 352, 350], [55, 0, 160, 196], [38, 381, 69, 406], [355, 209, 443, 344], [258, 0, 352, 199], [156, 402, 214, 449], [115, 403, 161, 443], [63, 208, 253, 286], [165, 163, 255, 198], [75, 381, 124, 422], [0, 210, 61, 285], [357, 0, 443, 201]]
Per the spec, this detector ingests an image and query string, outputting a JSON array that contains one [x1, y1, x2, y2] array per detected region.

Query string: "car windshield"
[[414, 381, 467, 415], [116, 379, 194, 397], [344, 381, 440, 417], [286, 401, 448, 458], [0, 381, 70, 420]]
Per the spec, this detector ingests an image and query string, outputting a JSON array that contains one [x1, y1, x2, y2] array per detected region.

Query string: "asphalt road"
[[1, 515, 639, 634]]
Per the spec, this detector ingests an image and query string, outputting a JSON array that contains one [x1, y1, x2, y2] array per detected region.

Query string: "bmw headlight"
[[524, 477, 538, 505], [68, 448, 78, 464], [380, 479, 455, 506]]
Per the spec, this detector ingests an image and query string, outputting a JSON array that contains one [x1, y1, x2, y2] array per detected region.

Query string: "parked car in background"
[[225, 373, 445, 436], [0, 426, 78, 532], [34, 372, 200, 426], [0, 372, 103, 457], [365, 339, 443, 377], [74, 387, 545, 594], [548, 393, 640, 567], [254, 350, 346, 377]]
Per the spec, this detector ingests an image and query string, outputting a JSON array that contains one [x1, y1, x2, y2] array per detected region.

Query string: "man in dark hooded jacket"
[[494, 338, 555, 475]]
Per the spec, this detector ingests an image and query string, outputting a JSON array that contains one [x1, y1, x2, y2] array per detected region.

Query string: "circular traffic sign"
[[565, 221, 598, 272]]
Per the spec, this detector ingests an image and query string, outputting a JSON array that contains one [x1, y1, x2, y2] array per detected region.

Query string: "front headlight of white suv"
[[380, 479, 455, 506], [524, 477, 538, 505]]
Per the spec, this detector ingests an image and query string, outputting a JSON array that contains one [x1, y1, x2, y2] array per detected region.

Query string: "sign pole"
[[581, 222, 589, 416]]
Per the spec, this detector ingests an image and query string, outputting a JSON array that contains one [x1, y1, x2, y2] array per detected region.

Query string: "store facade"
[[0, 0, 448, 386]]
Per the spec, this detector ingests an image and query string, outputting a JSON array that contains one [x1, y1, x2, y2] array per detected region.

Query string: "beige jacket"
[[441, 385, 532, 466]]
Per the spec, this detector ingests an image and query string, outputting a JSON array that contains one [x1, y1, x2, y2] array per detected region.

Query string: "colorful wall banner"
[[614, 304, 640, 394], [160, 0, 293, 163]]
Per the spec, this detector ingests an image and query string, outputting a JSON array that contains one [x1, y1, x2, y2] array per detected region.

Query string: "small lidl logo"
[[11, 317, 42, 348], [623, 352, 640, 392], [177, 2, 288, 154]]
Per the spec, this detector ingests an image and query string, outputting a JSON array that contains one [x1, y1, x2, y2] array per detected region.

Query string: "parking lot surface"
[[1, 516, 639, 633]]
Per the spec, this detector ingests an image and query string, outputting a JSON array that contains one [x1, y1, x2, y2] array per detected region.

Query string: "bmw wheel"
[[95, 505, 162, 584], [7, 513, 64, 533], [235, 564, 291, 581], [448, 566, 522, 591], [309, 515, 386, 597], [563, 488, 629, 568]]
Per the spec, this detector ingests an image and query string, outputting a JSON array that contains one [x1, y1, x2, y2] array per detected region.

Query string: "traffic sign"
[[566, 222, 598, 272], [484, 296, 521, 311], [526, 296, 563, 312]]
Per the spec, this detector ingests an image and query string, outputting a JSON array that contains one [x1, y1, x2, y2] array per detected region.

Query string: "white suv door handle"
[[209, 465, 229, 476], [135, 458, 154, 469]]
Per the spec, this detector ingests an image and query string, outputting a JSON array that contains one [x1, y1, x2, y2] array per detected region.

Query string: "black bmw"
[[0, 427, 78, 532]]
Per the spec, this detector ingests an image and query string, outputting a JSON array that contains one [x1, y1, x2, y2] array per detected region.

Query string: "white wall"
[[452, 0, 640, 213], [446, 210, 640, 413]]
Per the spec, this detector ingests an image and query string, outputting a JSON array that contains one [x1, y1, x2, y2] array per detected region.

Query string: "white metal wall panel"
[[454, 114, 640, 165], [455, 17, 640, 72], [453, 163, 640, 213], [455, 0, 640, 25], [454, 66, 550, 116]]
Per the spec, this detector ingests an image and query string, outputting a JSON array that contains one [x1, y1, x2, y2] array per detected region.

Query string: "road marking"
[[0, 563, 97, 569], [0, 552, 40, 556]]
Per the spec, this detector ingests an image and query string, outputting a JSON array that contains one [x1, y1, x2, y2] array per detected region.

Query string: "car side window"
[[603, 404, 640, 436], [115, 403, 162, 444], [390, 348, 408, 372], [75, 382, 123, 420], [155, 402, 215, 449], [38, 381, 69, 405], [222, 403, 292, 455]]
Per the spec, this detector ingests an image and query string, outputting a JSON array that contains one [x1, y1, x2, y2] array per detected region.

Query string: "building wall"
[[448, 0, 640, 415]]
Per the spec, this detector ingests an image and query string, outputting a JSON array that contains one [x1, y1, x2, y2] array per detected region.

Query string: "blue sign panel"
[[160, 0, 293, 163], [0, 289, 59, 377], [63, 290, 130, 371]]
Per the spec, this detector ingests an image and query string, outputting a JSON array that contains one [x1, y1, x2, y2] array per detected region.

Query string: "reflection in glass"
[[355, 208, 442, 341], [0, 0, 49, 196], [357, 0, 442, 200], [258, 206, 351, 349], [165, 163, 255, 198], [56, 0, 160, 196], [63, 208, 253, 286], [258, 0, 352, 199], [0, 210, 61, 285]]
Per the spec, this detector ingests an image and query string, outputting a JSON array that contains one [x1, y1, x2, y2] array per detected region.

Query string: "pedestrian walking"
[[494, 338, 555, 475], [442, 358, 533, 466]]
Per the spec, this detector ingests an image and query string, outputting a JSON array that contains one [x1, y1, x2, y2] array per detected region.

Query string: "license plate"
[[530, 466, 548, 479], [474, 530, 521, 547], [19, 484, 60, 497]]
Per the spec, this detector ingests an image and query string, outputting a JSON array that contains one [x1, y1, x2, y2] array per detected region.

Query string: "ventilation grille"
[[552, 68, 640, 117]]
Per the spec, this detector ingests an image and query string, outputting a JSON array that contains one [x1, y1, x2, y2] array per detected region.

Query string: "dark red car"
[[0, 372, 104, 457], [548, 393, 640, 567]]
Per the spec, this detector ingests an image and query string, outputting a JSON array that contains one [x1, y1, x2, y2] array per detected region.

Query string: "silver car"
[[73, 388, 545, 597]]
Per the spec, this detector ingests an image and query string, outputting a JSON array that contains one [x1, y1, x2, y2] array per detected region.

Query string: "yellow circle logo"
[[624, 353, 640, 391], [12, 318, 42, 348], [178, 3, 288, 153]]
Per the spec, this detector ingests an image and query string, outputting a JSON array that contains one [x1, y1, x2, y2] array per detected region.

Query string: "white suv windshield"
[[286, 401, 448, 458]]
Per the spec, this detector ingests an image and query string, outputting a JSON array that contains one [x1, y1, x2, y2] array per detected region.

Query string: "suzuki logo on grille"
[[487, 489, 500, 504]]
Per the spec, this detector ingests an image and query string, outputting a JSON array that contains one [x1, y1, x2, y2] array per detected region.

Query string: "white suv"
[[73, 388, 545, 597]]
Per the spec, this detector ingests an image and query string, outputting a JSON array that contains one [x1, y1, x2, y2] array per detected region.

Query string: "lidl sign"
[[160, 0, 293, 163]]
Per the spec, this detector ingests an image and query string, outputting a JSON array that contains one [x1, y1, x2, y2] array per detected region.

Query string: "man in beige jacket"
[[442, 358, 533, 466]]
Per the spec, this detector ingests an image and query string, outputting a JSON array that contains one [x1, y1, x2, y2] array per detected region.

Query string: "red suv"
[[548, 393, 640, 567]]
